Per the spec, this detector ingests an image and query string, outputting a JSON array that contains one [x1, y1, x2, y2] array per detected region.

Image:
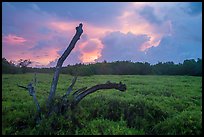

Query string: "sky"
[[2, 2, 202, 68]]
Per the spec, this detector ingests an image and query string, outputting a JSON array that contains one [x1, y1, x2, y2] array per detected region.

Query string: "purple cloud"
[[138, 5, 162, 25], [97, 31, 149, 62]]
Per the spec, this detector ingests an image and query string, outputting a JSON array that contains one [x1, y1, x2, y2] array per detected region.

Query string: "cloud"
[[116, 4, 174, 51], [79, 39, 103, 63], [3, 34, 27, 45], [2, 3, 80, 67], [117, 2, 202, 64], [145, 7, 202, 64], [46, 50, 82, 67], [2, 2, 128, 67], [48, 21, 76, 32], [2, 2, 202, 67], [146, 35, 202, 64], [138, 5, 162, 25], [96, 31, 149, 62], [80, 39, 101, 53], [28, 2, 129, 28], [30, 40, 49, 50]]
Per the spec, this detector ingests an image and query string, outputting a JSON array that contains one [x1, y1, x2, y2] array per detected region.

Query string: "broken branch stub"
[[63, 76, 77, 99]]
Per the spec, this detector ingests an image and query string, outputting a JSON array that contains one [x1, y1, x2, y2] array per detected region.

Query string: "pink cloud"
[[78, 39, 103, 63], [3, 3, 171, 67], [117, 11, 163, 51], [114, 3, 177, 51], [3, 47, 60, 67], [31, 48, 60, 66], [47, 20, 112, 40], [3, 34, 27, 45], [49, 21, 76, 32], [47, 20, 111, 64]]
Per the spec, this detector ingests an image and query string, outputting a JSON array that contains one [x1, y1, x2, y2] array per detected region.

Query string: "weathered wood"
[[18, 83, 41, 123], [17, 84, 28, 90], [72, 81, 126, 107], [47, 23, 83, 109], [72, 87, 88, 97], [62, 76, 77, 99]]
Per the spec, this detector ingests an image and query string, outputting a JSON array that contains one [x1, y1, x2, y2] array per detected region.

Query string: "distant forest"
[[2, 58, 202, 76]]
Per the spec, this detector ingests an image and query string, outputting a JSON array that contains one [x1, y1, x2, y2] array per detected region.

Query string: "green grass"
[[2, 73, 202, 135]]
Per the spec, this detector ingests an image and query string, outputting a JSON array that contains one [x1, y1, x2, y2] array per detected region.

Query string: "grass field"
[[2, 73, 202, 135]]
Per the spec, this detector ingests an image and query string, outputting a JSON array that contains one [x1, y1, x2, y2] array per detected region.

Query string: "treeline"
[[2, 58, 53, 74], [2, 58, 202, 76]]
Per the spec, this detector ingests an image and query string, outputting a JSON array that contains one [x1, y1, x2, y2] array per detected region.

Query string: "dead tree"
[[18, 23, 126, 123]]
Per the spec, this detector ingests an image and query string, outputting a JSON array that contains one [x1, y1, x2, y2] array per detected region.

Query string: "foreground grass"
[[2, 73, 202, 135]]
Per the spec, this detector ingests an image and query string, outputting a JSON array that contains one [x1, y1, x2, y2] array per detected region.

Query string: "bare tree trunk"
[[47, 23, 83, 109]]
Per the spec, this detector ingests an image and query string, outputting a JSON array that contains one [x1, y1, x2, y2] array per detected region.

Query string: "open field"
[[2, 73, 202, 135]]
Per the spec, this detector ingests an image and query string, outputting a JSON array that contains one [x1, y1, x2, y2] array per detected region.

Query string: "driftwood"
[[17, 23, 127, 124]]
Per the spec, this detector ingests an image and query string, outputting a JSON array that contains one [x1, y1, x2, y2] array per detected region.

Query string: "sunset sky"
[[2, 2, 202, 68]]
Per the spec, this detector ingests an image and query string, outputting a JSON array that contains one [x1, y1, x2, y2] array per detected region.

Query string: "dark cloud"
[[142, 2, 202, 64], [138, 5, 162, 25], [97, 31, 149, 62], [146, 34, 202, 64]]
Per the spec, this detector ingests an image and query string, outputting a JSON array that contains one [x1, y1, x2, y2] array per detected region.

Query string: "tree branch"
[[72, 87, 87, 97], [17, 84, 28, 90], [62, 76, 77, 99], [72, 81, 126, 107], [17, 83, 41, 123], [47, 23, 83, 109]]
